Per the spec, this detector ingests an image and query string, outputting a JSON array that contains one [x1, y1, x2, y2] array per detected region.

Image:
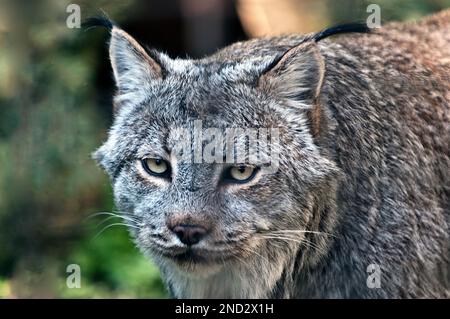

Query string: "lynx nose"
[[170, 224, 208, 246]]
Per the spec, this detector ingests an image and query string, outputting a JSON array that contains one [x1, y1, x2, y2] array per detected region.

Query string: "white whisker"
[[93, 222, 140, 239]]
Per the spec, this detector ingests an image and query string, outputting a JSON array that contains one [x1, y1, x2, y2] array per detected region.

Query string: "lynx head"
[[92, 19, 342, 297]]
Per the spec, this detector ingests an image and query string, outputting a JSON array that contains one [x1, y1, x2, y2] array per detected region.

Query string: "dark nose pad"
[[170, 224, 208, 246]]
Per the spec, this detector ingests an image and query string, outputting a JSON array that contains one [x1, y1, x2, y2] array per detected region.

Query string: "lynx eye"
[[141, 158, 170, 177], [225, 165, 258, 183]]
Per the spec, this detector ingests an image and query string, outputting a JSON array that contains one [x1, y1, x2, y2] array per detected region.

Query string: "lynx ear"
[[109, 26, 164, 100], [259, 41, 325, 109]]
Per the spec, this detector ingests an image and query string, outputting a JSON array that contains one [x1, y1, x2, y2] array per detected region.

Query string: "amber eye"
[[224, 165, 258, 183], [141, 158, 170, 177]]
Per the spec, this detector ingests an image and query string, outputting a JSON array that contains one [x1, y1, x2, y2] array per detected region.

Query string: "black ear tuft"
[[313, 22, 371, 42], [82, 12, 116, 31]]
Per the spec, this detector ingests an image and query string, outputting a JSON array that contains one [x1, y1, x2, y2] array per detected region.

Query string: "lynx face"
[[94, 24, 338, 280]]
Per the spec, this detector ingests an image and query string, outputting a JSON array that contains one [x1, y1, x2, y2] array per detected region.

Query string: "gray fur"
[[94, 10, 450, 298]]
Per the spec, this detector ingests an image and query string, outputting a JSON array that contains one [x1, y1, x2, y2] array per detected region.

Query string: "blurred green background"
[[0, 0, 448, 298]]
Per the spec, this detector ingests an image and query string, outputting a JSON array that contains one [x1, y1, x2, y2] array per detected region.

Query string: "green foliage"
[[60, 221, 166, 298], [0, 0, 166, 298], [327, 0, 450, 24]]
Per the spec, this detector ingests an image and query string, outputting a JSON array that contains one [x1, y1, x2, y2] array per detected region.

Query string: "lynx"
[[92, 10, 450, 298]]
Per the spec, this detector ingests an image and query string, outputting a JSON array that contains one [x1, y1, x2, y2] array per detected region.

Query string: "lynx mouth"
[[152, 244, 239, 267], [173, 248, 234, 262], [172, 249, 211, 264], [146, 235, 256, 271]]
